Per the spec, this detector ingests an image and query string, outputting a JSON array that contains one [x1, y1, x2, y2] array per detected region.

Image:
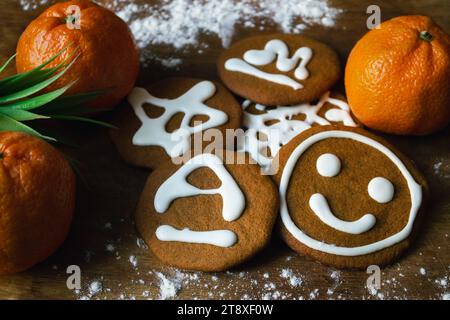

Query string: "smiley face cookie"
[[135, 151, 278, 271], [218, 34, 341, 106], [110, 78, 242, 169], [273, 126, 427, 269], [238, 92, 357, 171]]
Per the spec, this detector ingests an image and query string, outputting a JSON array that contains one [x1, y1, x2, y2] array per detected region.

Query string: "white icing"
[[155, 225, 237, 248], [316, 153, 341, 177], [224, 39, 312, 90], [154, 153, 245, 247], [323, 96, 357, 126], [309, 193, 376, 234], [225, 58, 304, 90], [368, 177, 395, 203], [254, 103, 266, 111], [279, 130, 423, 256], [244, 40, 312, 79], [238, 92, 357, 170], [241, 99, 251, 108], [129, 81, 228, 158]]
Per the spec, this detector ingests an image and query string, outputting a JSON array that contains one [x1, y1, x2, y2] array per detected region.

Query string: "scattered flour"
[[327, 270, 341, 295], [442, 293, 450, 300], [19, 0, 49, 11], [156, 272, 182, 300], [136, 237, 148, 249], [420, 267, 427, 276], [330, 270, 341, 281], [367, 285, 379, 298], [89, 280, 103, 296], [309, 288, 319, 299], [20, 0, 342, 67], [152, 57, 183, 69], [435, 276, 449, 288], [129, 255, 138, 268], [433, 160, 450, 178], [434, 161, 442, 174], [280, 268, 303, 288], [110, 0, 342, 50]]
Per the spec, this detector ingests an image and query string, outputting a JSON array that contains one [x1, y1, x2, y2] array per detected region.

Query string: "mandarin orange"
[[16, 0, 140, 110], [345, 15, 450, 135], [0, 132, 76, 274]]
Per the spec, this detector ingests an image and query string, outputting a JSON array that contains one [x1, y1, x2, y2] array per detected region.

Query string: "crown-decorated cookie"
[[218, 34, 341, 105]]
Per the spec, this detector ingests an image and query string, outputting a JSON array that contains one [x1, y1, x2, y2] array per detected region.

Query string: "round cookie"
[[238, 92, 358, 172], [218, 34, 341, 106], [110, 77, 242, 169], [272, 126, 428, 269], [135, 151, 279, 271]]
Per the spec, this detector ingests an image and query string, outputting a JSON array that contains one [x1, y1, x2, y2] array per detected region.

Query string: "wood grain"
[[0, 0, 449, 300]]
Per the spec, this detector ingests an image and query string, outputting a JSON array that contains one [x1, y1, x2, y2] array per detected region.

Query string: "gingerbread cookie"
[[110, 78, 242, 169], [135, 151, 278, 271], [238, 92, 357, 171], [218, 34, 341, 105], [273, 126, 427, 269]]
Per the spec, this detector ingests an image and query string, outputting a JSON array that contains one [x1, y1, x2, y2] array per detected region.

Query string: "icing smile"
[[309, 193, 376, 235], [308, 152, 397, 235], [279, 130, 423, 257]]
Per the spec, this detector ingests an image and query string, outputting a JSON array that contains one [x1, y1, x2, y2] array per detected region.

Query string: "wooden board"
[[0, 0, 449, 300]]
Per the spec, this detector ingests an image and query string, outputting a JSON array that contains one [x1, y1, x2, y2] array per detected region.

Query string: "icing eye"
[[368, 177, 394, 203], [316, 153, 341, 177]]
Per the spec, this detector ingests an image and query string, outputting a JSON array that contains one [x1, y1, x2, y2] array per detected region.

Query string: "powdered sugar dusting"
[[111, 0, 342, 50], [280, 268, 303, 287], [19, 0, 49, 11], [89, 280, 103, 296], [20, 0, 342, 67], [156, 272, 182, 300], [433, 159, 450, 179]]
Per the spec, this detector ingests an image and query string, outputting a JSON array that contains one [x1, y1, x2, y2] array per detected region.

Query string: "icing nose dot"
[[316, 153, 341, 177], [368, 177, 394, 203]]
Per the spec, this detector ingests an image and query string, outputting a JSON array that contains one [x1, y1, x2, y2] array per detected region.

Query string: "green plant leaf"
[[37, 89, 111, 115], [0, 54, 16, 74], [0, 44, 114, 143], [0, 108, 48, 121], [0, 54, 79, 105], [50, 114, 116, 129], [0, 113, 56, 141], [1, 47, 80, 96], [0, 44, 78, 96], [0, 69, 49, 95], [1, 82, 73, 111]]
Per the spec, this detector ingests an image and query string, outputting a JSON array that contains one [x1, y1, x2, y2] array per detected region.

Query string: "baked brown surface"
[[109, 77, 242, 169], [218, 34, 341, 106], [273, 126, 428, 269], [1, 0, 448, 300], [135, 151, 279, 271]]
